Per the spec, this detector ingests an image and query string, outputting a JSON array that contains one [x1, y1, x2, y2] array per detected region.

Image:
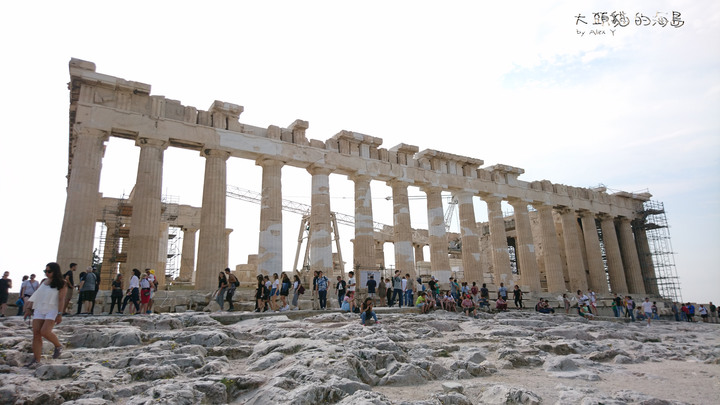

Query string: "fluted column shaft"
[[580, 212, 609, 294], [257, 159, 284, 275], [375, 241, 385, 268], [389, 181, 415, 278], [100, 221, 117, 291], [424, 187, 450, 274], [156, 222, 169, 288], [534, 204, 566, 293], [308, 166, 333, 275], [484, 196, 512, 285], [634, 224, 659, 295], [196, 149, 230, 290], [559, 208, 588, 292], [599, 215, 628, 294], [509, 199, 541, 292], [126, 138, 168, 278], [57, 127, 108, 272], [179, 227, 198, 281], [618, 217, 645, 294], [455, 191, 482, 283], [352, 175, 375, 273]]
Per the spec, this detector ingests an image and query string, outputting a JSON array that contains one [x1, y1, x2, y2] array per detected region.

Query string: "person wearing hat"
[[144, 269, 157, 314]]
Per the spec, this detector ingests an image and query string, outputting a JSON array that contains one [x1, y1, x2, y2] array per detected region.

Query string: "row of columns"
[[57, 128, 652, 295]]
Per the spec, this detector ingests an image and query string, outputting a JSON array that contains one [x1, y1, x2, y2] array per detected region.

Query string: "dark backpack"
[[298, 285, 305, 295]]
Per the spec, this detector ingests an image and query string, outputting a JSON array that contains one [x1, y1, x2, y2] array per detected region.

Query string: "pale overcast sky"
[[1, 1, 717, 303]]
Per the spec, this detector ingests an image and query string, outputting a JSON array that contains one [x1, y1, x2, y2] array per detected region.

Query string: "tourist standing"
[[62, 263, 76, 315], [612, 293, 623, 318], [366, 274, 377, 305], [709, 302, 717, 323], [17, 276, 28, 317], [588, 290, 597, 315], [336, 276, 346, 308], [498, 283, 508, 301], [404, 274, 413, 307], [25, 262, 67, 367], [687, 303, 695, 322], [698, 304, 708, 322], [254, 274, 264, 312], [626, 296, 635, 322], [21, 274, 40, 309], [279, 273, 291, 311], [347, 271, 356, 304], [317, 271, 329, 309], [480, 283, 489, 301], [0, 271, 11, 317], [144, 269, 155, 314], [641, 297, 653, 327], [563, 294, 571, 314], [78, 267, 96, 315], [109, 274, 123, 314], [385, 277, 392, 306], [139, 274, 152, 314], [391, 270, 403, 307], [671, 302, 680, 321], [291, 274, 301, 310]]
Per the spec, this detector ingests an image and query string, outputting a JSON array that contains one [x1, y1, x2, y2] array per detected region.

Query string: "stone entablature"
[[68, 58, 647, 219]]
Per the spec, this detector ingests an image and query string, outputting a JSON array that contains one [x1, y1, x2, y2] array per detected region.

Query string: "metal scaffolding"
[[637, 200, 683, 302]]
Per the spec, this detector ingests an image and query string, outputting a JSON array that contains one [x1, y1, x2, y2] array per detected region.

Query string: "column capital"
[[507, 197, 532, 207], [136, 137, 168, 150], [256, 158, 285, 168], [618, 216, 632, 224], [386, 179, 409, 188], [556, 206, 576, 215], [451, 189, 477, 198], [480, 193, 506, 203], [597, 213, 616, 222], [348, 173, 372, 183], [531, 201, 553, 211], [307, 164, 333, 176], [420, 185, 443, 194], [578, 209, 598, 219], [182, 226, 199, 233], [201, 148, 230, 160]]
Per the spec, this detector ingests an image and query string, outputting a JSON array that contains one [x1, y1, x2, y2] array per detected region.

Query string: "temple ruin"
[[59, 58, 681, 300]]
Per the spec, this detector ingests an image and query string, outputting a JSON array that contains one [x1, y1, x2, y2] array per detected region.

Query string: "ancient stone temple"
[[58, 58, 661, 297]]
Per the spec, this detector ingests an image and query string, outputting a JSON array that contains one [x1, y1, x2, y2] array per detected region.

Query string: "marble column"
[[455, 191, 482, 284], [257, 159, 284, 276], [634, 223, 659, 296], [100, 221, 117, 291], [351, 175, 375, 276], [57, 127, 108, 272], [558, 208, 588, 292], [196, 149, 230, 290], [156, 222, 169, 288], [424, 187, 450, 275], [126, 137, 168, 277], [533, 203, 566, 293], [179, 227, 198, 282], [389, 181, 416, 278], [224, 228, 233, 271], [580, 211, 609, 294], [508, 199, 541, 292], [414, 244, 425, 264], [375, 241, 385, 269], [599, 215, 628, 294], [618, 217, 645, 295], [308, 166, 333, 276], [483, 195, 512, 285]]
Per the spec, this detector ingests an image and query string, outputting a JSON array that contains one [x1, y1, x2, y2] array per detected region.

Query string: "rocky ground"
[[0, 309, 718, 404]]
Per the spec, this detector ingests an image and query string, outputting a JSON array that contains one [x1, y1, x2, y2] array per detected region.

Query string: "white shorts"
[[34, 309, 59, 320]]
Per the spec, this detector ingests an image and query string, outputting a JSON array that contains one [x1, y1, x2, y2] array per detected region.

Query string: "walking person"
[[17, 276, 28, 317], [109, 274, 123, 314], [563, 293, 571, 314], [336, 276, 346, 308], [384, 278, 392, 307], [139, 274, 152, 315], [391, 270, 403, 307], [24, 262, 67, 367], [121, 269, 141, 315], [89, 267, 101, 314], [225, 268, 238, 311], [279, 273, 291, 311], [512, 285, 524, 309], [641, 297, 653, 327], [215, 271, 228, 311], [20, 274, 40, 314], [311, 271, 319, 310]]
